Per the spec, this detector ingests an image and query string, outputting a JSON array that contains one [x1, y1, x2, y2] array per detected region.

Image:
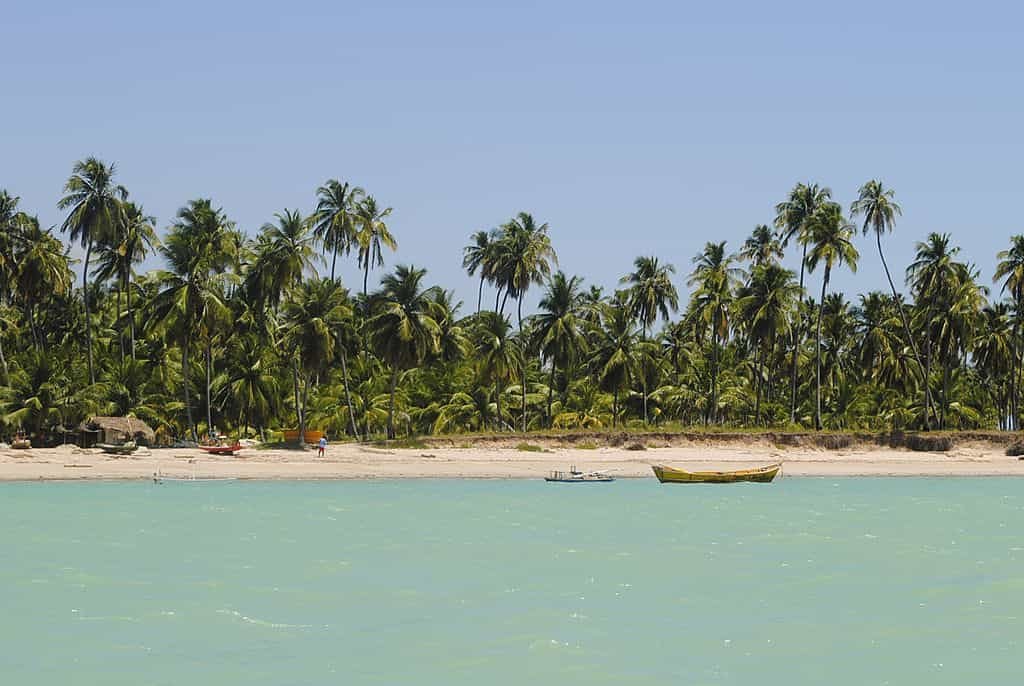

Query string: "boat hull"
[[199, 444, 242, 455], [544, 476, 615, 483], [652, 463, 780, 484]]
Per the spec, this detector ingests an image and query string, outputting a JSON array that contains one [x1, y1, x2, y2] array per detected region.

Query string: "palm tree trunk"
[[710, 331, 719, 425], [362, 261, 370, 302], [754, 345, 762, 425], [521, 366, 527, 432], [876, 231, 931, 429], [301, 374, 311, 442], [815, 268, 830, 430], [387, 365, 399, 439], [292, 358, 303, 444], [495, 380, 502, 431], [339, 351, 358, 438], [941, 358, 950, 430], [205, 341, 213, 435], [183, 331, 195, 442], [500, 289, 510, 317], [0, 326, 7, 384], [612, 389, 618, 428], [117, 284, 124, 364], [789, 243, 807, 423], [330, 245, 339, 283], [641, 326, 648, 425], [1013, 307, 1021, 430], [547, 364, 556, 428], [495, 286, 503, 313], [127, 276, 136, 360], [517, 296, 524, 330], [477, 276, 485, 314], [83, 239, 95, 385]]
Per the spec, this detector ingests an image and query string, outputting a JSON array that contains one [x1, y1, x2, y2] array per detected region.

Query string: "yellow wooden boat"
[[652, 462, 781, 484]]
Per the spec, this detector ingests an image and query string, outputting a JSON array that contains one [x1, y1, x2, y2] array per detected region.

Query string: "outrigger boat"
[[545, 466, 615, 483], [96, 441, 138, 456], [11, 433, 31, 450], [652, 462, 781, 484], [198, 442, 243, 456]]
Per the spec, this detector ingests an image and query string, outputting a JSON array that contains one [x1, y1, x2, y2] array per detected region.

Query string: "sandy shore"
[[0, 440, 1022, 480]]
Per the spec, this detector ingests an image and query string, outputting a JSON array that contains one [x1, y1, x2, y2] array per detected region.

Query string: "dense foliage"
[[2, 161, 1022, 442]]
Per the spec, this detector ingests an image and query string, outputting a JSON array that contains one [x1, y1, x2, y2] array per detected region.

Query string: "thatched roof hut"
[[79, 416, 156, 447]]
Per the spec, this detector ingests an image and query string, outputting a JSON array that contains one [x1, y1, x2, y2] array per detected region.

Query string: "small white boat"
[[545, 466, 615, 483], [152, 470, 236, 484]]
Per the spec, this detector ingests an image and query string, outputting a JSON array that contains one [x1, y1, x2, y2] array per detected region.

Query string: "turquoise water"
[[1, 478, 1022, 684]]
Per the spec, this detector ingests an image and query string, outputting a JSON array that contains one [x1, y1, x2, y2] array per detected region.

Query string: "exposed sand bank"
[[0, 438, 1021, 480]]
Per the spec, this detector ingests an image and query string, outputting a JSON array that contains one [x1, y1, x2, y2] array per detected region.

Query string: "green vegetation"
[[515, 443, 546, 453], [0, 164, 1021, 443]]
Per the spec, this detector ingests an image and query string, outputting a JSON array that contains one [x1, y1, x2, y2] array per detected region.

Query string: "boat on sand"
[[198, 442, 243, 455], [97, 441, 138, 455], [652, 462, 781, 484]]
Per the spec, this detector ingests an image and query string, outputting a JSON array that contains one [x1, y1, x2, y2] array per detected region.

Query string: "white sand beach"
[[0, 439, 1021, 480]]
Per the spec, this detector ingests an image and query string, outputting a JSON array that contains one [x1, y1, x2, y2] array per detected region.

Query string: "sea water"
[[1, 478, 1021, 684]]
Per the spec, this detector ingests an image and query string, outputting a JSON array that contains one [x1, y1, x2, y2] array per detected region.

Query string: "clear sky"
[[3, 0, 1021, 314]]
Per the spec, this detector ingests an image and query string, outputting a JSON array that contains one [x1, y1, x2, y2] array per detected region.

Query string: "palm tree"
[[494, 213, 557, 327], [740, 224, 784, 268], [367, 265, 440, 438], [688, 242, 741, 424], [593, 297, 638, 427], [312, 179, 364, 282], [462, 229, 497, 314], [0, 190, 25, 382], [974, 303, 1014, 428], [994, 235, 1024, 429], [148, 199, 237, 440], [355, 196, 397, 302], [532, 272, 585, 426], [775, 182, 832, 423], [261, 210, 320, 296], [851, 180, 932, 429], [57, 158, 127, 384], [94, 201, 159, 360], [621, 256, 679, 422], [736, 263, 799, 422], [281, 278, 350, 444], [13, 216, 74, 349], [474, 311, 521, 430], [804, 203, 859, 429]]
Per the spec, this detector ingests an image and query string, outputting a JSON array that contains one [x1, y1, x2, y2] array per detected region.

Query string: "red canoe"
[[198, 443, 243, 455]]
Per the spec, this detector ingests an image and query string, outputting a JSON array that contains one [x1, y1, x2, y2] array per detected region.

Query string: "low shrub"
[[904, 434, 954, 452], [1005, 442, 1024, 457], [625, 441, 647, 451], [516, 443, 545, 452]]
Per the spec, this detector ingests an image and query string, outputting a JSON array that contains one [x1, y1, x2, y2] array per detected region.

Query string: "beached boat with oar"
[[545, 466, 615, 483], [652, 462, 781, 484]]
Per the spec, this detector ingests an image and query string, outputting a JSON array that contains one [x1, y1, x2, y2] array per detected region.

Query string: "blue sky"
[[3, 0, 1021, 313]]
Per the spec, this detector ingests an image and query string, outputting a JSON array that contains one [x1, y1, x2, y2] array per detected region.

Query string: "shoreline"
[[2, 441, 1022, 481]]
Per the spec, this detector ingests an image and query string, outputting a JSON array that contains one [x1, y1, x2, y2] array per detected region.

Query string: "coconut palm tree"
[[735, 262, 799, 422], [462, 229, 498, 314], [688, 242, 741, 424], [261, 210, 320, 296], [355, 196, 397, 302], [531, 272, 585, 426], [493, 213, 557, 327], [312, 179, 364, 283], [621, 256, 679, 422], [804, 203, 859, 429], [740, 224, 784, 268], [994, 235, 1024, 429], [94, 201, 159, 360], [13, 216, 74, 350], [148, 199, 237, 440], [281, 278, 350, 443], [851, 180, 932, 429], [367, 265, 440, 438], [593, 298, 638, 427], [57, 158, 127, 384], [473, 311, 521, 430], [775, 182, 832, 424]]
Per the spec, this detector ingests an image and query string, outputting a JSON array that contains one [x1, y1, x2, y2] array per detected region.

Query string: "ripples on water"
[[0, 478, 1021, 684]]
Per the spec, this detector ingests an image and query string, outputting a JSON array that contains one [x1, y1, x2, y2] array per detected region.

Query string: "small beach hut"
[[79, 416, 156, 447]]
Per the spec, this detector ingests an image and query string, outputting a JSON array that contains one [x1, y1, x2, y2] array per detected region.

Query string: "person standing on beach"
[[318, 435, 327, 458]]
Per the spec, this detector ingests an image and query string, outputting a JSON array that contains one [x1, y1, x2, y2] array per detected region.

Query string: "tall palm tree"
[[367, 265, 440, 438], [688, 242, 741, 424], [593, 298, 638, 427], [621, 256, 679, 423], [57, 158, 127, 384], [851, 179, 932, 429], [261, 210, 320, 296], [462, 229, 497, 314], [474, 311, 521, 430], [804, 203, 859, 429], [740, 224, 784, 268], [775, 182, 832, 423], [281, 278, 350, 444], [355, 196, 397, 302], [94, 201, 159, 360], [13, 215, 74, 349], [994, 235, 1024, 429], [494, 213, 557, 328], [736, 263, 799, 422], [532, 272, 585, 426], [312, 179, 364, 282], [148, 199, 237, 440], [0, 190, 25, 382]]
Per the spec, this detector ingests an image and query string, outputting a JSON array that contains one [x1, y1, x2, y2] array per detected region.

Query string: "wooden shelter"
[[79, 416, 156, 447]]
